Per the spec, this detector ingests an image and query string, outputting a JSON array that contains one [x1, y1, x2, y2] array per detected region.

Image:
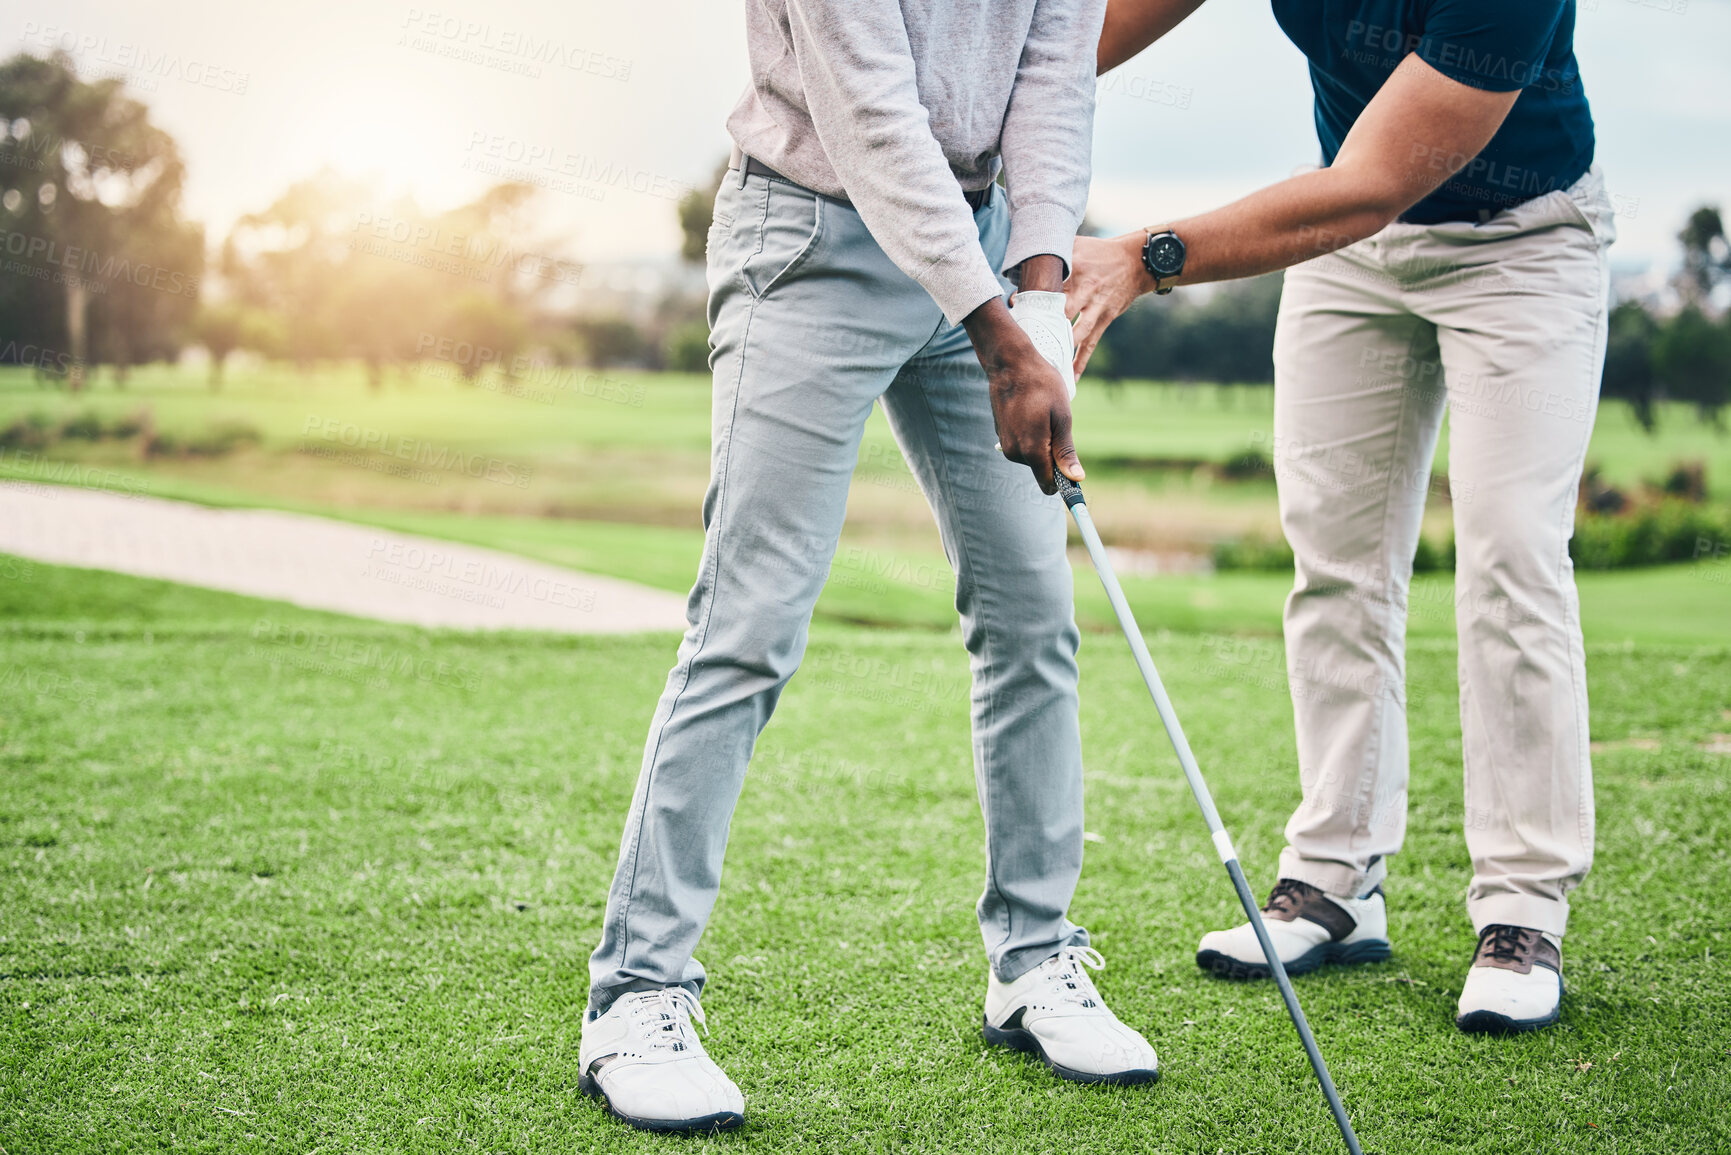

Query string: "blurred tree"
[[0, 51, 201, 390], [1651, 304, 1731, 428], [1098, 273, 1284, 384], [676, 160, 730, 264], [1676, 205, 1729, 307], [441, 292, 526, 382], [221, 172, 374, 369], [574, 315, 647, 368], [195, 299, 279, 389], [90, 214, 204, 386], [664, 319, 710, 373], [1601, 299, 1660, 430], [222, 174, 562, 380]]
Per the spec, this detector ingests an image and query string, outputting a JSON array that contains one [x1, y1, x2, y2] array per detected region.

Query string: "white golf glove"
[[1007, 290, 1076, 400]]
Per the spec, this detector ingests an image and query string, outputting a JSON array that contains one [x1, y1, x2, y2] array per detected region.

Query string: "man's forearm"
[[995, 0, 1105, 281], [1097, 0, 1208, 74], [1144, 167, 1400, 288]]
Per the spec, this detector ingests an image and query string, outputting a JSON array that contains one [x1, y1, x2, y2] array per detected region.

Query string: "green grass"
[[7, 364, 1726, 489], [3, 558, 1729, 1153], [5, 365, 1728, 533]]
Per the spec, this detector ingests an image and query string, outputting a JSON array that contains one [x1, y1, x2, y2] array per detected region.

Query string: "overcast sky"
[[14, 0, 1730, 272]]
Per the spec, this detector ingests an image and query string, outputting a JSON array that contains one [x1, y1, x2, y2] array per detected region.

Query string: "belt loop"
[[730, 143, 748, 188]]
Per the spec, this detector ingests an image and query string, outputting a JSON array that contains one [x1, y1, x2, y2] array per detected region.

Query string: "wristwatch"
[[1141, 228, 1186, 294]]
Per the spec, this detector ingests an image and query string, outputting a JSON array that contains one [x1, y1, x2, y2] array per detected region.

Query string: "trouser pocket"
[[738, 179, 825, 300]]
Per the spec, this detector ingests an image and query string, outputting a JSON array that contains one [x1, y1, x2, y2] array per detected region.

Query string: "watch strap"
[[1143, 227, 1182, 295]]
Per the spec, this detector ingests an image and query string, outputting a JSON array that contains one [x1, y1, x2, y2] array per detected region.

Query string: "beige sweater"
[[727, 0, 1106, 324]]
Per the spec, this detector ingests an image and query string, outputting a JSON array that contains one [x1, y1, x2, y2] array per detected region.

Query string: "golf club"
[[1054, 470, 1366, 1155]]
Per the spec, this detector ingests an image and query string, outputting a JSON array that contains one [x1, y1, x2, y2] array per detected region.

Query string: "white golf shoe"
[[578, 987, 744, 1133], [1196, 878, 1392, 980], [983, 946, 1159, 1085], [1455, 925, 1563, 1034]]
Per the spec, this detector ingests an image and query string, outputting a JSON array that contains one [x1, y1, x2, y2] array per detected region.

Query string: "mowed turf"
[[3, 557, 1728, 1153]]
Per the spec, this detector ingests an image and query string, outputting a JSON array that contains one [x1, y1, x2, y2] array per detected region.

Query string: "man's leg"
[[588, 172, 937, 1009], [878, 204, 1085, 984], [1271, 247, 1447, 899], [1407, 171, 1613, 1034], [881, 196, 1156, 1086], [1415, 175, 1612, 941], [1197, 242, 1448, 978]]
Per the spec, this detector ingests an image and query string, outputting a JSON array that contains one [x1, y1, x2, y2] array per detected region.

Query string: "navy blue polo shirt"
[[1271, 0, 1596, 223]]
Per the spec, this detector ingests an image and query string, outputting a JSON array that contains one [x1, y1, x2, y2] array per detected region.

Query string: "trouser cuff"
[[1277, 847, 1388, 900], [1468, 892, 1570, 938], [992, 927, 1091, 984], [587, 977, 703, 1017]]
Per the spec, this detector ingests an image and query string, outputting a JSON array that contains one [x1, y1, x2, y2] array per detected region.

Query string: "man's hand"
[[1066, 232, 1156, 377], [964, 295, 1083, 495]]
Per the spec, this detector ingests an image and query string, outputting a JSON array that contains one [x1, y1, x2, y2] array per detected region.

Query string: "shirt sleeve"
[[783, 0, 1007, 325], [1414, 0, 1569, 93], [997, 0, 1109, 279]]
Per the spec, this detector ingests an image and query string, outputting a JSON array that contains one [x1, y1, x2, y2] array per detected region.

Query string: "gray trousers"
[[588, 169, 1088, 1010], [1271, 168, 1615, 936]]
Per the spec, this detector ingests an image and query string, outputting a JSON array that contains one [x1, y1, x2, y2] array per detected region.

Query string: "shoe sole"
[[1455, 1005, 1562, 1035], [1196, 937, 1392, 982], [981, 1017, 1160, 1086], [578, 1071, 745, 1134]]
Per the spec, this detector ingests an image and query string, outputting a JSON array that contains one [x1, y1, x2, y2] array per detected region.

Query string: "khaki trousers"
[[1270, 168, 1615, 937]]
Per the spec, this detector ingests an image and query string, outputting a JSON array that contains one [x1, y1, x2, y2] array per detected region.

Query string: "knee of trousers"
[[1451, 523, 1578, 641], [1286, 560, 1407, 646], [678, 603, 816, 700], [955, 553, 1078, 640], [960, 597, 1080, 688]]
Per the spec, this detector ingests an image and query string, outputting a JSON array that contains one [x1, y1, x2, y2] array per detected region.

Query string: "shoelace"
[[622, 987, 708, 1055], [1038, 945, 1107, 1009], [1264, 878, 1313, 918], [1480, 924, 1533, 965]]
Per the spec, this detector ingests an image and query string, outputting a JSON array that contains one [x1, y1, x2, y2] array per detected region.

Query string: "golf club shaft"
[[1055, 474, 1364, 1155]]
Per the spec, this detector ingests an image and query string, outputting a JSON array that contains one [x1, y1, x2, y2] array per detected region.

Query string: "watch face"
[[1148, 234, 1185, 277]]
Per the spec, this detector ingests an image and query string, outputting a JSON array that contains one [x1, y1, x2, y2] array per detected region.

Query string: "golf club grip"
[[1055, 472, 1086, 508]]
